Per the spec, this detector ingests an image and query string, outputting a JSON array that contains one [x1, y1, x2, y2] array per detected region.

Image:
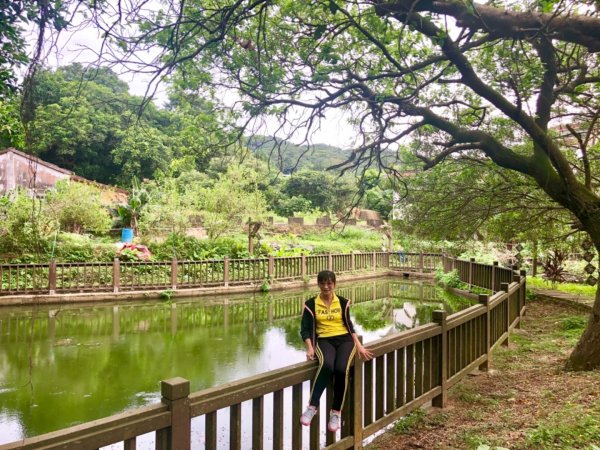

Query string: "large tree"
[[91, 0, 600, 369]]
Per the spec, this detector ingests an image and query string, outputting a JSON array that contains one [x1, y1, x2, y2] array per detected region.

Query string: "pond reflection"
[[0, 277, 471, 445]]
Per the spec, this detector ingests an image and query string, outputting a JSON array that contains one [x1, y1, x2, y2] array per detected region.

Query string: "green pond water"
[[0, 277, 472, 447]]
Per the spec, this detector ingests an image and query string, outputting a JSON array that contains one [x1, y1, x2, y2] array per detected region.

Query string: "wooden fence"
[[0, 251, 440, 296], [0, 255, 527, 450]]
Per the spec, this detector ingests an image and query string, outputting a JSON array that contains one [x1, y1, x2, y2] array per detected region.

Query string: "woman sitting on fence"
[[299, 270, 373, 432]]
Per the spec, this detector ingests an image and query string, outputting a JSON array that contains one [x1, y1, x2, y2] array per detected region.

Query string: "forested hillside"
[[246, 135, 350, 173]]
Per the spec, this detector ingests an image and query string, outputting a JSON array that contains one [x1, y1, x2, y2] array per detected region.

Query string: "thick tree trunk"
[[567, 228, 600, 370], [567, 284, 600, 370]]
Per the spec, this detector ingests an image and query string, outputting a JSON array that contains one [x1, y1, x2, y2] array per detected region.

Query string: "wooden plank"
[[326, 380, 334, 446], [446, 304, 486, 329], [0, 406, 170, 450], [309, 401, 320, 450], [292, 384, 302, 450], [385, 352, 395, 413], [252, 397, 264, 450], [364, 359, 374, 426], [155, 428, 167, 450], [230, 403, 241, 450], [273, 390, 284, 450], [375, 355, 385, 420], [205, 411, 217, 450], [431, 336, 443, 387], [404, 344, 414, 403], [363, 324, 440, 358], [396, 347, 405, 408], [323, 435, 354, 450], [423, 338, 432, 392], [415, 341, 423, 398]]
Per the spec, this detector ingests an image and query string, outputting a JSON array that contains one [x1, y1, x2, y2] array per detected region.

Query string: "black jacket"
[[300, 295, 356, 346]]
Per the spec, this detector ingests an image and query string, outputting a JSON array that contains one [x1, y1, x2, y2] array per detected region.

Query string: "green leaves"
[[313, 24, 327, 40], [328, 0, 339, 14]]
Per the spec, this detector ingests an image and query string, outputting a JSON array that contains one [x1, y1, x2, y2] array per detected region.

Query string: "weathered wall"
[[0, 149, 71, 195]]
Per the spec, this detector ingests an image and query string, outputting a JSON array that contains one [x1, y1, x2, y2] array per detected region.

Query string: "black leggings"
[[309, 334, 356, 411]]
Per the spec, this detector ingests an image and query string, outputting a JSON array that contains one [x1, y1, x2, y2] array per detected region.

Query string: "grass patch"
[[392, 408, 427, 434], [458, 428, 505, 449], [559, 315, 587, 331], [527, 276, 596, 297], [453, 384, 499, 406], [555, 315, 587, 342], [523, 402, 600, 449]]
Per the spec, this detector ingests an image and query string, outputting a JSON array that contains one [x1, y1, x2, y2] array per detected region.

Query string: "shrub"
[[435, 269, 462, 289], [543, 249, 567, 286], [45, 180, 112, 234]]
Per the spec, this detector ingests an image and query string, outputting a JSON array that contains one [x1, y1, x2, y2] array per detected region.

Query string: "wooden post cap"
[[161, 377, 190, 400]]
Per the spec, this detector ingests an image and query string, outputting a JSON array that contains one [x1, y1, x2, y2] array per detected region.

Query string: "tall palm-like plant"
[[114, 179, 150, 235]]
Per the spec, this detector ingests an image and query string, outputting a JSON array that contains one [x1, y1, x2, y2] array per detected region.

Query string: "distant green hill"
[[246, 135, 351, 173]]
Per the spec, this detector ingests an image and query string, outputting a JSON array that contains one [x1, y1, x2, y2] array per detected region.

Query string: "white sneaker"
[[300, 405, 317, 426], [327, 410, 341, 432]]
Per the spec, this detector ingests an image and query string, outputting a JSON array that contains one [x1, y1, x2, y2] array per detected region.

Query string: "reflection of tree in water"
[[271, 316, 305, 349], [352, 285, 475, 334], [352, 300, 391, 331]]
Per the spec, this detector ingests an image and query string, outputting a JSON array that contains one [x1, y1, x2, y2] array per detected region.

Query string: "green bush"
[[148, 233, 272, 260], [559, 316, 587, 331], [0, 191, 55, 258], [435, 269, 462, 289], [52, 233, 117, 262], [45, 180, 112, 234]]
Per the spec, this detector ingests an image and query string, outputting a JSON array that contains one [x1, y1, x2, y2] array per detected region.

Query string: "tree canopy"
[[83, 0, 600, 369], [21, 64, 239, 184]]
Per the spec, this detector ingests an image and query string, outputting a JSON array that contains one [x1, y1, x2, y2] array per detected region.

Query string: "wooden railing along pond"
[[0, 251, 443, 296], [0, 254, 526, 450]]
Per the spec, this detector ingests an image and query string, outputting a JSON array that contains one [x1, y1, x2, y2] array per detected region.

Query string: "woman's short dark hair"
[[317, 270, 336, 284]]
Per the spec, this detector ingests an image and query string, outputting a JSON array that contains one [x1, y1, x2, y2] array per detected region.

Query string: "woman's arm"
[[352, 333, 373, 361], [304, 338, 315, 360]]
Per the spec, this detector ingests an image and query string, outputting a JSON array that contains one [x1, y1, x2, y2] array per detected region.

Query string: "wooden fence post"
[[491, 261, 498, 292], [419, 252, 424, 272], [301, 254, 306, 278], [372, 252, 377, 272], [48, 260, 57, 294], [500, 282, 510, 346], [351, 252, 355, 272], [469, 258, 475, 287], [432, 310, 448, 408], [268, 255, 274, 280], [171, 258, 178, 290], [512, 273, 522, 328], [112, 258, 120, 293], [224, 257, 230, 287], [328, 253, 333, 271], [520, 269, 528, 313], [479, 294, 490, 371], [158, 377, 191, 450]]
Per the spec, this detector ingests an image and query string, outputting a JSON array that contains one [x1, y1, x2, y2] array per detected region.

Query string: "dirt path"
[[367, 299, 600, 450]]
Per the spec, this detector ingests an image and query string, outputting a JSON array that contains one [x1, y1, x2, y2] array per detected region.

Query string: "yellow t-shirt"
[[315, 294, 348, 338]]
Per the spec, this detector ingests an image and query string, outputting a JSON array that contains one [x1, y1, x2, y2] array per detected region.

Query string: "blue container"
[[121, 228, 134, 243]]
